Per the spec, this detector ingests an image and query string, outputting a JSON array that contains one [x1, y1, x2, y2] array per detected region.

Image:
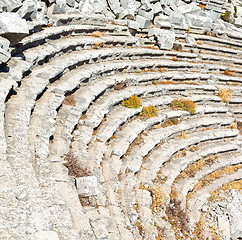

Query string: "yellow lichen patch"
[[90, 31, 103, 37], [122, 95, 142, 108], [169, 98, 196, 114], [140, 106, 158, 118], [218, 87, 232, 102], [172, 57, 178, 61]]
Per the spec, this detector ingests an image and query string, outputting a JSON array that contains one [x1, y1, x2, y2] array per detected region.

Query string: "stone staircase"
[[0, 12, 241, 240]]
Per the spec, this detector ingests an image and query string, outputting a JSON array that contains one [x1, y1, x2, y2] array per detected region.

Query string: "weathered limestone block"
[[17, 0, 37, 20], [0, 36, 9, 52], [136, 15, 151, 28], [186, 14, 213, 29], [127, 20, 140, 30], [0, 12, 29, 46], [78, 0, 107, 14], [1, 0, 22, 12], [48, 0, 67, 14], [151, 2, 163, 15], [107, 0, 120, 14], [169, 11, 186, 27], [76, 176, 99, 197], [0, 47, 10, 64], [66, 0, 75, 7], [185, 33, 196, 46], [177, 2, 201, 15], [148, 28, 175, 50], [138, 9, 154, 20], [154, 15, 171, 28]]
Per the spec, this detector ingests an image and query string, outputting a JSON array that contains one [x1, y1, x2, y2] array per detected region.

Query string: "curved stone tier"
[[0, 11, 241, 240]]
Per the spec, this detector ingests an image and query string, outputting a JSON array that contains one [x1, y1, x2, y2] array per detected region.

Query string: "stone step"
[[16, 24, 130, 53], [122, 117, 235, 175], [137, 128, 239, 185], [186, 167, 242, 229], [176, 152, 242, 209], [160, 142, 240, 196], [177, 33, 242, 50]]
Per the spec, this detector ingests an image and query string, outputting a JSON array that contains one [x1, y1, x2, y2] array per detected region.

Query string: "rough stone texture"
[[1, 0, 22, 12], [17, 0, 37, 20], [76, 176, 99, 197], [0, 0, 242, 239], [148, 28, 175, 50], [35, 231, 60, 240], [0, 12, 29, 45]]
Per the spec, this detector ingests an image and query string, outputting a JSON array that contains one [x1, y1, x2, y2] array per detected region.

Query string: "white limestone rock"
[[0, 47, 10, 64], [177, 2, 201, 15], [127, 20, 140, 30], [66, 0, 75, 7], [48, 0, 67, 14], [151, 2, 163, 15], [107, 0, 120, 14], [1, 0, 22, 12], [78, 0, 107, 14], [0, 36, 9, 52], [186, 14, 213, 29], [35, 231, 59, 240], [148, 28, 175, 50], [0, 12, 29, 46], [136, 15, 151, 29], [17, 0, 37, 20], [169, 11, 187, 27], [227, 190, 242, 240], [154, 15, 171, 28], [76, 176, 99, 197], [138, 9, 154, 20], [185, 33, 196, 46]]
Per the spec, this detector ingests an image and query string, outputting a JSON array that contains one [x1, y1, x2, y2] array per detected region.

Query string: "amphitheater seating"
[[0, 13, 241, 239]]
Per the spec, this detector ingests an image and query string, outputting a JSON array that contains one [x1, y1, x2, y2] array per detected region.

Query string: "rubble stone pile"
[[0, 0, 241, 240]]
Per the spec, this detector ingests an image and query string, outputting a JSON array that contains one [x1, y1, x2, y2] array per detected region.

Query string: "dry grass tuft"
[[92, 42, 104, 49], [159, 67, 168, 72], [223, 68, 235, 76], [145, 45, 158, 49], [63, 95, 77, 106], [63, 152, 90, 178], [198, 3, 206, 10], [122, 95, 142, 108], [178, 131, 190, 139], [218, 87, 232, 102], [90, 31, 103, 37]]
